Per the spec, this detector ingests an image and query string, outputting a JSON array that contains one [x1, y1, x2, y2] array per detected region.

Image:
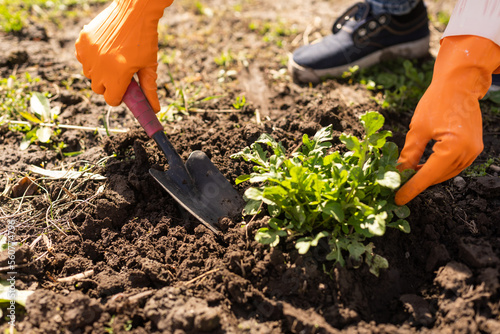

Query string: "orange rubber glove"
[[395, 35, 500, 206], [75, 0, 173, 112]]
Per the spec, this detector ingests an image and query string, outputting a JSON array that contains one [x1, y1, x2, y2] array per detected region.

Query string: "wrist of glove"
[[75, 0, 174, 112], [395, 35, 500, 206]]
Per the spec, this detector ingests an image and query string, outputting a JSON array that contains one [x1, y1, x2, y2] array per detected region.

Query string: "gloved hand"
[[395, 35, 500, 206], [75, 0, 173, 112]]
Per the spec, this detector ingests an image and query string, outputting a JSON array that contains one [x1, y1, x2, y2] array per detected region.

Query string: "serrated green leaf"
[[256, 133, 287, 157], [256, 133, 277, 146], [361, 111, 384, 137], [340, 134, 360, 153], [367, 130, 391, 148], [312, 124, 333, 142], [252, 143, 269, 166]]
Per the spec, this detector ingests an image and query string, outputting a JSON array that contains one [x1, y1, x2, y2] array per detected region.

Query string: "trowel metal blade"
[[149, 151, 243, 233]]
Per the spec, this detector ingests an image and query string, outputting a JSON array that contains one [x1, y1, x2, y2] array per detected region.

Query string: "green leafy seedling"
[[19, 92, 60, 150], [158, 72, 221, 121], [232, 111, 411, 276], [343, 59, 434, 112], [214, 50, 234, 67], [232, 95, 246, 109]]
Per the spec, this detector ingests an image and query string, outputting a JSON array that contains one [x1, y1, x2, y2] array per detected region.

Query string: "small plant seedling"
[[342, 59, 434, 112], [214, 50, 235, 67], [0, 73, 40, 120], [248, 19, 297, 47], [232, 95, 246, 109], [232, 111, 411, 276], [463, 158, 498, 177], [158, 72, 221, 121], [19, 92, 60, 150]]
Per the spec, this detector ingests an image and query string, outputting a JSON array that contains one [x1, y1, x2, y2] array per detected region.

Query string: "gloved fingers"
[[91, 79, 106, 96], [395, 152, 448, 205], [74, 35, 93, 80], [396, 126, 430, 173], [395, 140, 479, 205], [102, 74, 132, 107], [427, 153, 477, 186], [138, 66, 160, 112]]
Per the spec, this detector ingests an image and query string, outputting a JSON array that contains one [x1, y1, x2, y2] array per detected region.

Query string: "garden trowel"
[[122, 78, 243, 234]]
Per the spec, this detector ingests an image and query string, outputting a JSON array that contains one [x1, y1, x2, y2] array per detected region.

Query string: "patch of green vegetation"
[[157, 73, 221, 122], [483, 90, 500, 105], [463, 158, 498, 177], [0, 0, 107, 32], [124, 319, 133, 331], [249, 19, 297, 47], [342, 59, 434, 112], [233, 3, 242, 12], [18, 92, 60, 150], [0, 74, 84, 155], [232, 111, 411, 276], [436, 11, 450, 26], [0, 72, 40, 119], [232, 95, 246, 109], [214, 50, 235, 67]]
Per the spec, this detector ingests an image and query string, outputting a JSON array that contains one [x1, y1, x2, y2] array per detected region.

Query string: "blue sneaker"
[[289, 1, 430, 84]]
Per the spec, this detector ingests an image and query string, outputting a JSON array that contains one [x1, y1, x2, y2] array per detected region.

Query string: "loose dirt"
[[1, 1, 499, 333]]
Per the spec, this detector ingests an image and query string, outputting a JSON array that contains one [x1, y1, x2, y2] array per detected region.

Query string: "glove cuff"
[[435, 36, 500, 99], [116, 0, 174, 20]]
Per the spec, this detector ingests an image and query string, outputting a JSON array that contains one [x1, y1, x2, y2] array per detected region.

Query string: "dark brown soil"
[[1, 1, 499, 333]]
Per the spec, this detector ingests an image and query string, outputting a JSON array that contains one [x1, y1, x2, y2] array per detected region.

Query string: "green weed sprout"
[[19, 92, 60, 150], [231, 111, 411, 276], [344, 59, 433, 112], [232, 95, 246, 109]]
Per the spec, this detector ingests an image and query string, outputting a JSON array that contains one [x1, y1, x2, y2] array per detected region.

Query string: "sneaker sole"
[[289, 35, 430, 84]]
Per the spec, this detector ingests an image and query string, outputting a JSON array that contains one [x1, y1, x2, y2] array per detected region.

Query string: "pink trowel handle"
[[122, 78, 163, 137]]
